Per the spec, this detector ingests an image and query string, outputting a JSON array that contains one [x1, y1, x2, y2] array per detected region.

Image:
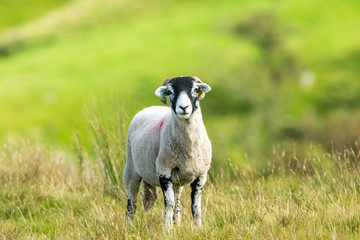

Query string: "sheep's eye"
[[194, 88, 200, 93], [166, 90, 173, 95]]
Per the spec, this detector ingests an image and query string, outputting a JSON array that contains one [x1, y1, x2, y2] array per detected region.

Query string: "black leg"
[[190, 176, 205, 226], [159, 174, 175, 228]]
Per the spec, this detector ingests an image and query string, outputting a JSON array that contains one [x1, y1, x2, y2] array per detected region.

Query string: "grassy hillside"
[[0, 0, 70, 31], [0, 0, 360, 158], [1, 1, 360, 238]]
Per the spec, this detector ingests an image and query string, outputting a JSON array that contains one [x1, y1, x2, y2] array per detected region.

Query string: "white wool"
[[124, 105, 211, 187]]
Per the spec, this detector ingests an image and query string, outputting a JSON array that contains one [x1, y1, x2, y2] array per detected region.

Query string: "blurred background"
[[0, 0, 359, 167]]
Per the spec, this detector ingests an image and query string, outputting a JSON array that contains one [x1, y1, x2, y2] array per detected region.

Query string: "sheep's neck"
[[170, 109, 203, 150]]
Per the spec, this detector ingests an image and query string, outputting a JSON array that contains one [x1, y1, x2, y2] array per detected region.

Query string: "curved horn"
[[162, 78, 173, 86], [192, 76, 202, 83]]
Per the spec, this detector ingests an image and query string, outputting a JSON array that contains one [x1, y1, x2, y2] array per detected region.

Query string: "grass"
[[1, 2, 360, 237], [1, 105, 360, 239], [1, 142, 360, 239], [0, 0, 70, 31], [0, 0, 360, 158]]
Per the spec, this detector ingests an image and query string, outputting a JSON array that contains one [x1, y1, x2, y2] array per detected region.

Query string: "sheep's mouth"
[[177, 112, 191, 119]]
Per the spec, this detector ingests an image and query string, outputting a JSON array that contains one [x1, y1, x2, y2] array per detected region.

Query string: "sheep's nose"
[[179, 106, 189, 111]]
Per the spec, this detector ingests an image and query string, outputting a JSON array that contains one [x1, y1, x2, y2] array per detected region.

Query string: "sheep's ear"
[[155, 86, 167, 97], [197, 83, 211, 100], [199, 83, 211, 93], [155, 86, 168, 104]]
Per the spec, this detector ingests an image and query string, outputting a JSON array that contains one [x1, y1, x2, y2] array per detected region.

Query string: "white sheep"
[[123, 76, 212, 228]]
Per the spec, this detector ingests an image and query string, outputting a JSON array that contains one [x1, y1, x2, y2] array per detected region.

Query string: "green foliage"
[[0, 0, 360, 163]]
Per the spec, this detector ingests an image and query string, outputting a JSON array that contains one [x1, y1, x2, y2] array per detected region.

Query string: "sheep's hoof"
[[143, 197, 157, 212], [194, 218, 202, 227], [163, 216, 174, 230], [126, 210, 136, 226]]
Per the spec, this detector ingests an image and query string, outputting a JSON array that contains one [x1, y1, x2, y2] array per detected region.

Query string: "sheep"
[[123, 76, 212, 228]]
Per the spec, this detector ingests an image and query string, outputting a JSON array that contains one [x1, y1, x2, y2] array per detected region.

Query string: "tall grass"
[[84, 98, 128, 199], [1, 104, 360, 239]]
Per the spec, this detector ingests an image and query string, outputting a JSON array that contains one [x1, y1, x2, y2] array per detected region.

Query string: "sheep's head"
[[155, 76, 211, 120]]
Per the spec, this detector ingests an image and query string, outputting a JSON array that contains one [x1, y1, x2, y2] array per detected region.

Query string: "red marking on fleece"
[[156, 116, 168, 133]]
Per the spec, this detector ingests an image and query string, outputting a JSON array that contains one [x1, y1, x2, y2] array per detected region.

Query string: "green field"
[[1, 0, 359, 156], [1, 0, 360, 238], [1, 124, 360, 239]]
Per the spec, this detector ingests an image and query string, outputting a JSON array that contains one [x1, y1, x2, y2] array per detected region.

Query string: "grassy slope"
[[1, 1, 360, 238], [0, 0, 238, 141], [0, 0, 70, 31], [0, 0, 359, 148]]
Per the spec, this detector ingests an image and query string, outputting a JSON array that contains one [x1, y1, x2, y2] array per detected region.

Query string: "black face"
[[167, 77, 199, 115]]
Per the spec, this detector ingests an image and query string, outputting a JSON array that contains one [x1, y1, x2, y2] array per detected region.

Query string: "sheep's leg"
[[190, 175, 207, 227], [159, 174, 175, 228], [143, 181, 158, 211], [173, 186, 183, 224], [123, 143, 143, 223], [124, 172, 142, 223]]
